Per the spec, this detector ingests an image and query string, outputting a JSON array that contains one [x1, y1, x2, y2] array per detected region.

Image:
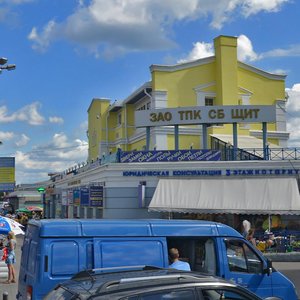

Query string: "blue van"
[[17, 219, 297, 300]]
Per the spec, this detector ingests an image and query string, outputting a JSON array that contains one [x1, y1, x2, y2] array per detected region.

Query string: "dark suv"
[[44, 266, 280, 300]]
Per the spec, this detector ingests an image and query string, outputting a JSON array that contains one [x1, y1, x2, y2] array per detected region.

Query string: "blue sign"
[[120, 150, 221, 163], [0, 157, 15, 167], [89, 186, 104, 207], [123, 168, 300, 177], [80, 188, 90, 206], [0, 183, 14, 192], [0, 157, 15, 192]]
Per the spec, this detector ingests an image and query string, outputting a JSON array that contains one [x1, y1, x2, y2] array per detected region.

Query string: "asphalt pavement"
[[273, 261, 300, 297], [0, 236, 299, 300]]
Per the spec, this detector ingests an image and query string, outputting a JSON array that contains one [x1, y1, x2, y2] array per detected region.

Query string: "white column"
[[240, 94, 251, 129], [152, 91, 168, 149]]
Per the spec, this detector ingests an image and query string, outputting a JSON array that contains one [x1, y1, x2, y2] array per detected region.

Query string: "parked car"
[[44, 266, 280, 300]]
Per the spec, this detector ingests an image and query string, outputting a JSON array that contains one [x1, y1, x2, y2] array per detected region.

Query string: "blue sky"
[[1, 0, 300, 184]]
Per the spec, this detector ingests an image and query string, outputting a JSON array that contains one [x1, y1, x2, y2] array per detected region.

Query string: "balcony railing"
[[52, 147, 300, 182], [225, 147, 300, 161]]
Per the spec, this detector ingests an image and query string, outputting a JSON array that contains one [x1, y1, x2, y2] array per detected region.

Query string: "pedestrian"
[[4, 231, 17, 284], [246, 229, 257, 246], [168, 248, 191, 271], [20, 214, 29, 231], [241, 220, 251, 238]]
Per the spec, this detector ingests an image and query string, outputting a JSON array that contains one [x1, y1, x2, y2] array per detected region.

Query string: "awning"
[[148, 178, 300, 215]]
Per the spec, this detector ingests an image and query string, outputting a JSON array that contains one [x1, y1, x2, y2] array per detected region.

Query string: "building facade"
[[87, 35, 289, 163], [44, 35, 300, 238]]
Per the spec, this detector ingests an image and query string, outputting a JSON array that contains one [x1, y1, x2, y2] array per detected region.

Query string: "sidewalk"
[[265, 251, 300, 262], [0, 236, 23, 300]]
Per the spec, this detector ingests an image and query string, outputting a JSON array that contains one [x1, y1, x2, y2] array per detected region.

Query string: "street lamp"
[[0, 57, 16, 73]]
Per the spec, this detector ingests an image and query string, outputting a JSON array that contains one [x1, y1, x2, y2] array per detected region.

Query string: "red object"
[[25, 206, 43, 212], [27, 285, 33, 300], [1, 247, 8, 261]]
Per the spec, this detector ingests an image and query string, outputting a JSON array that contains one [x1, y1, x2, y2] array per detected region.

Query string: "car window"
[[200, 288, 255, 300], [125, 288, 196, 300], [51, 241, 80, 276], [167, 237, 217, 275], [225, 240, 262, 274], [44, 287, 79, 300]]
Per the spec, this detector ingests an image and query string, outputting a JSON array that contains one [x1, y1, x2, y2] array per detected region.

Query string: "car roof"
[[51, 266, 255, 299]]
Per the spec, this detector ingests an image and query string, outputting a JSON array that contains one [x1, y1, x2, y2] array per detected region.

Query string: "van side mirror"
[[263, 258, 273, 276]]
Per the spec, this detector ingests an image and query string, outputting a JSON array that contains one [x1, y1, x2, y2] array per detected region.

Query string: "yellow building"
[[87, 35, 288, 163]]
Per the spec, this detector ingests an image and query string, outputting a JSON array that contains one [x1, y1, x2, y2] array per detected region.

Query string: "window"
[[117, 112, 122, 125], [51, 241, 80, 276], [136, 101, 151, 111], [205, 97, 223, 127], [126, 289, 195, 300], [200, 288, 255, 300], [205, 98, 214, 106], [225, 240, 263, 274], [167, 238, 217, 275], [96, 240, 165, 268], [28, 241, 38, 273]]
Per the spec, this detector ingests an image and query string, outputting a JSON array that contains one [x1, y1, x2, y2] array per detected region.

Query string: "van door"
[[93, 238, 168, 268], [221, 238, 272, 299]]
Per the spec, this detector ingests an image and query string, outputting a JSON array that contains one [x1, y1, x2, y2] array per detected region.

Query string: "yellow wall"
[[167, 133, 200, 150], [88, 99, 110, 162], [214, 36, 238, 105], [87, 35, 286, 154], [152, 62, 215, 107]]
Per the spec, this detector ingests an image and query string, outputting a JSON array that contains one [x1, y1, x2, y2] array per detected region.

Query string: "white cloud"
[[28, 20, 58, 52], [49, 116, 64, 124], [237, 34, 258, 62], [259, 44, 300, 59], [286, 84, 300, 111], [178, 42, 214, 63], [14, 133, 88, 184], [268, 69, 288, 75], [286, 84, 300, 147], [178, 34, 260, 63], [0, 102, 45, 125], [15, 134, 30, 147], [0, 131, 15, 141], [27, 0, 290, 57], [178, 34, 300, 63], [179, 33, 300, 64], [241, 0, 289, 17]]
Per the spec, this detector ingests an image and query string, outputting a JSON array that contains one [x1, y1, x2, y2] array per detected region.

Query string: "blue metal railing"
[[94, 147, 300, 166], [227, 148, 300, 160], [53, 147, 300, 183]]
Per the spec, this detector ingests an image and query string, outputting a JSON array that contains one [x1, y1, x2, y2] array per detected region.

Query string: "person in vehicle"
[[168, 248, 191, 271]]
